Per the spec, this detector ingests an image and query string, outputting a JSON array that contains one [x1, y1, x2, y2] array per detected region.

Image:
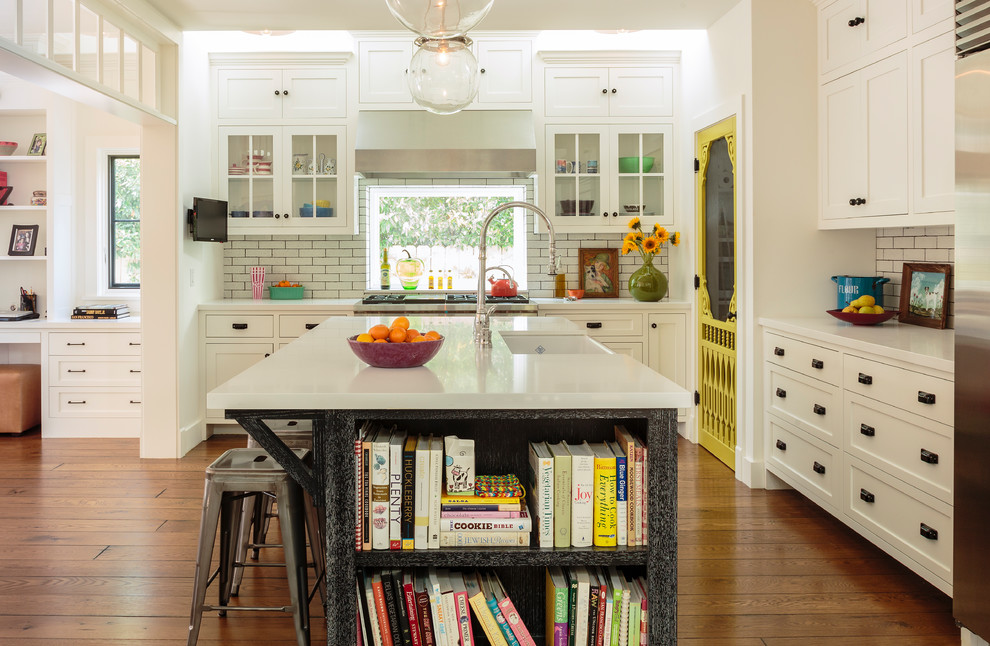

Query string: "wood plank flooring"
[[0, 432, 959, 644]]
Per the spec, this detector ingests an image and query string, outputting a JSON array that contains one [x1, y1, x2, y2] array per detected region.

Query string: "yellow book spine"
[[593, 454, 617, 547], [469, 592, 510, 646]]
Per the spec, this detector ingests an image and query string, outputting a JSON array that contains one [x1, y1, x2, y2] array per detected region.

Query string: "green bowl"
[[269, 286, 305, 300], [618, 156, 655, 173]]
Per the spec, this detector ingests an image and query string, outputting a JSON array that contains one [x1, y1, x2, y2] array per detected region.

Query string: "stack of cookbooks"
[[70, 303, 130, 319]]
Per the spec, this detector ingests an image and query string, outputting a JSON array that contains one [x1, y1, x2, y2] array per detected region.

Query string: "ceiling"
[[137, 0, 743, 32]]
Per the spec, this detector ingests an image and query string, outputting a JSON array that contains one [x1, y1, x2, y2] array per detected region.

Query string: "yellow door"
[[696, 117, 737, 470]]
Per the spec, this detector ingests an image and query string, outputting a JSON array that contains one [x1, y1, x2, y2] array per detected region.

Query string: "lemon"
[[859, 305, 876, 314], [874, 305, 884, 313], [858, 295, 876, 307], [842, 306, 857, 313]]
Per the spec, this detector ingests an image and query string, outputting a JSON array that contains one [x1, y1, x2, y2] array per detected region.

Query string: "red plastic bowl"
[[826, 309, 898, 326], [347, 335, 444, 368], [0, 141, 17, 155]]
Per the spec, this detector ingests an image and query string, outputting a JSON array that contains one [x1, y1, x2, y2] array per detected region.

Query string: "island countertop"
[[207, 315, 692, 411]]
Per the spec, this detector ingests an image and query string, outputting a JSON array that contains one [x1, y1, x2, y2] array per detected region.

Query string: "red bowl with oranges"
[[347, 335, 444, 368]]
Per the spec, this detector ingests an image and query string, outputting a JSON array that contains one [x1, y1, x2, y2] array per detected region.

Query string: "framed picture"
[[8, 224, 39, 256], [27, 133, 46, 156], [899, 262, 951, 329], [578, 247, 619, 298]]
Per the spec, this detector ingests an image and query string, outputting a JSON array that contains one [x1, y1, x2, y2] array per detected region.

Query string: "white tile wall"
[[875, 225, 954, 327], [224, 177, 673, 299]]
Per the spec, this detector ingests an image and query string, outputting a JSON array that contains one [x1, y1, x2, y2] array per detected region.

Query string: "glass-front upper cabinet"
[[613, 126, 674, 225], [547, 128, 604, 224], [219, 125, 349, 233]]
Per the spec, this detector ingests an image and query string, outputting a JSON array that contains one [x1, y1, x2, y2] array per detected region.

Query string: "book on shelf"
[[360, 572, 380, 646], [358, 579, 366, 646], [591, 443, 618, 547], [613, 426, 639, 547], [402, 571, 423, 646], [428, 435, 443, 550], [587, 570, 601, 646], [389, 432, 407, 551], [362, 428, 374, 552], [439, 509, 523, 519], [414, 435, 431, 550], [606, 568, 626, 646], [72, 304, 128, 315], [437, 570, 458, 646], [449, 571, 475, 646], [634, 576, 648, 646], [602, 578, 614, 646], [491, 570, 535, 646], [481, 571, 520, 646], [440, 502, 523, 512], [528, 441, 554, 549], [414, 572, 436, 646], [356, 430, 365, 552], [606, 440, 628, 548], [566, 568, 579, 646], [426, 570, 447, 646], [372, 428, 392, 551], [547, 442, 572, 548], [382, 570, 403, 646], [372, 571, 393, 646], [568, 441, 595, 548], [464, 571, 508, 646], [546, 567, 570, 646], [391, 569, 413, 646], [440, 492, 522, 507], [574, 566, 591, 646], [439, 530, 530, 547], [641, 443, 649, 546], [438, 507, 531, 532], [401, 435, 417, 550], [70, 312, 131, 319]]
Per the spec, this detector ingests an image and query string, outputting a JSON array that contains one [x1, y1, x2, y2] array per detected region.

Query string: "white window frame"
[[86, 144, 141, 302]]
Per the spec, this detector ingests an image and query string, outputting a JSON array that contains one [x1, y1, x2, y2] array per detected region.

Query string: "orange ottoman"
[[0, 364, 41, 434]]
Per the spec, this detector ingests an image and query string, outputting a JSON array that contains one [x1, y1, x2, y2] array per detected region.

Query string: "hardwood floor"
[[0, 432, 958, 644]]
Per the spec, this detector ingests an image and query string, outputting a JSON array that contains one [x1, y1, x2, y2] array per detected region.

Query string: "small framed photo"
[[8, 224, 39, 256], [899, 262, 951, 329], [578, 247, 619, 298], [27, 133, 46, 156]]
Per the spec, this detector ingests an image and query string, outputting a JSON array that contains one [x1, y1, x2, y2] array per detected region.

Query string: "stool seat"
[[0, 364, 41, 435]]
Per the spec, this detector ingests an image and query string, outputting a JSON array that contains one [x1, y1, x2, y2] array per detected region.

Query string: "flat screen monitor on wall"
[[189, 197, 228, 242]]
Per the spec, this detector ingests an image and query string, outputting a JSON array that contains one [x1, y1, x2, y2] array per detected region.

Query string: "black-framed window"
[[109, 155, 140, 288]]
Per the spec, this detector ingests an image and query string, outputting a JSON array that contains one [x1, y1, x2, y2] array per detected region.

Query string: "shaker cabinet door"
[[218, 69, 282, 120], [476, 39, 532, 104], [821, 73, 866, 220], [544, 67, 610, 117], [282, 68, 347, 119], [911, 32, 954, 214], [861, 52, 908, 217]]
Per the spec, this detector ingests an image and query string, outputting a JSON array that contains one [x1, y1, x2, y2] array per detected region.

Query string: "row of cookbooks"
[[70, 303, 129, 319], [356, 423, 531, 551], [355, 567, 649, 646], [529, 425, 648, 549]]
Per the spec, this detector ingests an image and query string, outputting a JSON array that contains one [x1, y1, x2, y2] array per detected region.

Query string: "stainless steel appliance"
[[355, 293, 538, 315], [954, 1, 990, 640]]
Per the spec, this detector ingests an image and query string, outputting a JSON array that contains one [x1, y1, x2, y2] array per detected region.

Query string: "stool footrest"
[[204, 604, 293, 613]]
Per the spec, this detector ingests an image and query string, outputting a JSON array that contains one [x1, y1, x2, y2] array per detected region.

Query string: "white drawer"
[[765, 332, 841, 385], [767, 367, 841, 447], [844, 392, 953, 505], [48, 356, 142, 387], [49, 388, 142, 417], [844, 354, 953, 425], [205, 314, 274, 339], [279, 313, 348, 339], [554, 313, 643, 338], [844, 456, 952, 586], [767, 416, 840, 511], [599, 340, 641, 362], [48, 332, 142, 356]]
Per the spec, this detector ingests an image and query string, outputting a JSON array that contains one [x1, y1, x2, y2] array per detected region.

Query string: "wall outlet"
[[189, 268, 195, 287]]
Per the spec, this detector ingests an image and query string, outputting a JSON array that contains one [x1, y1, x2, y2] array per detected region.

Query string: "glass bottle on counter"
[[555, 273, 566, 298], [428, 267, 435, 290], [447, 270, 453, 290], [380, 249, 391, 290]]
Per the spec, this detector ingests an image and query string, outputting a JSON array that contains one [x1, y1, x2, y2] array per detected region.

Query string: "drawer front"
[[767, 416, 840, 509], [767, 367, 841, 447], [844, 354, 953, 425], [554, 313, 644, 338], [48, 332, 142, 356], [845, 392, 953, 504], [50, 389, 142, 417], [599, 340, 641, 362], [48, 357, 142, 387], [844, 457, 952, 584], [205, 314, 274, 339], [765, 332, 841, 385], [279, 313, 348, 339]]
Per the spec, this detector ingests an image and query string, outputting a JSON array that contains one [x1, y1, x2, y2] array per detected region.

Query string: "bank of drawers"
[[767, 368, 841, 447], [767, 416, 840, 511], [844, 353, 953, 425], [766, 332, 841, 385], [48, 332, 142, 419]]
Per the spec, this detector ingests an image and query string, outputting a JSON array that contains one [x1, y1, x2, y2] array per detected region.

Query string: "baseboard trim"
[[179, 418, 206, 457], [735, 448, 765, 489]]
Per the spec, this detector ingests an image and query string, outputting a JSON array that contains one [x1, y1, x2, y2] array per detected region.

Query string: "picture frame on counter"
[[578, 248, 619, 298], [899, 262, 950, 329], [8, 224, 39, 256]]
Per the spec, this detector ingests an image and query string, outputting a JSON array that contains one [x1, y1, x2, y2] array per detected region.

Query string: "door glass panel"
[[314, 134, 336, 176], [79, 6, 99, 82], [53, 0, 75, 69], [577, 133, 600, 172], [577, 176, 601, 220], [643, 132, 664, 173], [228, 178, 249, 219], [23, 0, 48, 57], [291, 134, 315, 175], [314, 178, 336, 219], [704, 137, 735, 321], [618, 175, 640, 216], [251, 176, 274, 218], [102, 20, 120, 91]]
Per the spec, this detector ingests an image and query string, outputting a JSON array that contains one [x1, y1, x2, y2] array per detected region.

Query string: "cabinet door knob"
[[775, 439, 787, 451], [232, 323, 248, 330], [811, 359, 824, 369], [305, 323, 319, 330], [603, 212, 609, 218], [860, 488, 875, 503], [275, 90, 280, 95], [813, 403, 826, 416], [612, 211, 618, 217], [848, 16, 865, 26], [275, 213, 281, 219], [858, 373, 873, 385], [856, 197, 866, 205], [602, 88, 608, 94], [480, 68, 486, 73], [129, 342, 141, 346], [611, 88, 617, 93], [773, 346, 785, 356], [651, 323, 657, 329], [586, 322, 603, 329], [775, 387, 786, 398], [860, 423, 876, 437], [920, 449, 939, 464], [849, 198, 856, 206], [920, 523, 938, 541], [282, 89, 289, 96], [918, 391, 936, 405], [812, 461, 826, 475]]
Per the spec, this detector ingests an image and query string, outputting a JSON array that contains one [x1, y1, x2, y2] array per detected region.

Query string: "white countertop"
[[201, 297, 692, 313], [207, 315, 692, 411], [0, 317, 140, 331], [533, 298, 691, 311], [760, 316, 954, 373], [198, 299, 357, 311]]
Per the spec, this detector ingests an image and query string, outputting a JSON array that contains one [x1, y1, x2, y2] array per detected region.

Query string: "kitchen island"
[[207, 315, 692, 645]]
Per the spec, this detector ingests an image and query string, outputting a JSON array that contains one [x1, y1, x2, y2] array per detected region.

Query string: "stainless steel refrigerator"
[[955, 1, 990, 640]]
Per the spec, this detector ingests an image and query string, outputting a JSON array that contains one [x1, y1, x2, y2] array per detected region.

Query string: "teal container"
[[831, 275, 889, 309], [269, 286, 305, 300]]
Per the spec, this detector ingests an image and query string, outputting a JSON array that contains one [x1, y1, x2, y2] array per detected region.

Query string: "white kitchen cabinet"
[[911, 31, 954, 215], [819, 0, 909, 75], [475, 38, 532, 105], [646, 312, 687, 395], [544, 66, 672, 118], [545, 124, 674, 230], [219, 125, 350, 234], [204, 342, 273, 423], [358, 40, 414, 105], [820, 52, 908, 223], [218, 67, 347, 120], [912, 0, 953, 34]]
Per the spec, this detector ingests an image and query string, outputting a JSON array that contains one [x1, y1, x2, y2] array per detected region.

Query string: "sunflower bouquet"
[[622, 217, 680, 262]]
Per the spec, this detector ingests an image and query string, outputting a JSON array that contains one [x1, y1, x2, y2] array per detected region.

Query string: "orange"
[[405, 328, 420, 341], [424, 330, 441, 340], [410, 335, 427, 343], [391, 316, 410, 330], [356, 333, 374, 343], [388, 327, 407, 343], [369, 324, 389, 340], [373, 338, 387, 343]]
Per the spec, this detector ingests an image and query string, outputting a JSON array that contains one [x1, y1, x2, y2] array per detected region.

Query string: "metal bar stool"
[[187, 448, 322, 646]]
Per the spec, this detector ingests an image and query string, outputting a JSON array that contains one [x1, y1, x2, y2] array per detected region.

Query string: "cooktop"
[[360, 294, 530, 305]]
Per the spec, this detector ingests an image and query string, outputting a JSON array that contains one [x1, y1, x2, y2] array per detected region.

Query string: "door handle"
[[775, 439, 786, 451], [811, 359, 824, 369], [129, 342, 141, 346], [920, 449, 939, 465], [858, 373, 872, 385], [920, 523, 938, 541], [129, 400, 141, 404], [232, 323, 248, 330], [918, 391, 936, 405], [130, 369, 141, 373], [860, 489, 875, 503], [812, 461, 826, 475], [305, 323, 318, 330], [586, 322, 602, 329], [66, 342, 86, 346], [813, 404, 826, 416], [773, 347, 784, 356], [775, 387, 786, 399], [860, 424, 875, 437], [66, 369, 87, 373], [67, 400, 86, 404]]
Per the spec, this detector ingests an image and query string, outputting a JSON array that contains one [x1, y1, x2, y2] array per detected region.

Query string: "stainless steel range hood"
[[355, 110, 537, 178]]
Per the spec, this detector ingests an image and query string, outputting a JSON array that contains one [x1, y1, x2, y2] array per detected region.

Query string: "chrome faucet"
[[475, 201, 558, 346]]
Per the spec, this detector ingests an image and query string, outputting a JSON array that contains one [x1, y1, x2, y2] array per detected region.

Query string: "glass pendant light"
[[406, 36, 479, 114], [385, 0, 494, 38]]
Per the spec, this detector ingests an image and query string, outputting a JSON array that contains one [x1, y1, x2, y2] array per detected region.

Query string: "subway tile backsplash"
[[875, 225, 954, 328], [223, 177, 672, 300]]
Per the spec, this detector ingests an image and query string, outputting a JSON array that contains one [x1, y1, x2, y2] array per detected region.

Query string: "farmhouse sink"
[[498, 331, 612, 355]]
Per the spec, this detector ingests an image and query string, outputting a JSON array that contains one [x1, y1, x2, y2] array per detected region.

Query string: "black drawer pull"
[[129, 400, 141, 404], [67, 400, 86, 404], [811, 359, 824, 369], [66, 342, 86, 346], [813, 461, 826, 475], [813, 404, 826, 416], [264, 353, 271, 358], [128, 342, 141, 346], [860, 489, 875, 503], [920, 523, 938, 541], [66, 369, 86, 373], [232, 323, 248, 330], [586, 322, 603, 329], [773, 346, 785, 356], [305, 323, 318, 330], [860, 424, 875, 437], [918, 391, 936, 405], [775, 439, 787, 451], [776, 387, 786, 399], [129, 369, 141, 373], [858, 373, 872, 385], [920, 449, 939, 464]]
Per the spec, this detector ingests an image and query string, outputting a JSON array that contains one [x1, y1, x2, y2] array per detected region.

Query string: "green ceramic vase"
[[628, 256, 668, 302]]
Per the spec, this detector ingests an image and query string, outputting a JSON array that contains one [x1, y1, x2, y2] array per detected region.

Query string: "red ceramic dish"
[[347, 335, 444, 368], [826, 309, 898, 326], [0, 141, 17, 155]]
